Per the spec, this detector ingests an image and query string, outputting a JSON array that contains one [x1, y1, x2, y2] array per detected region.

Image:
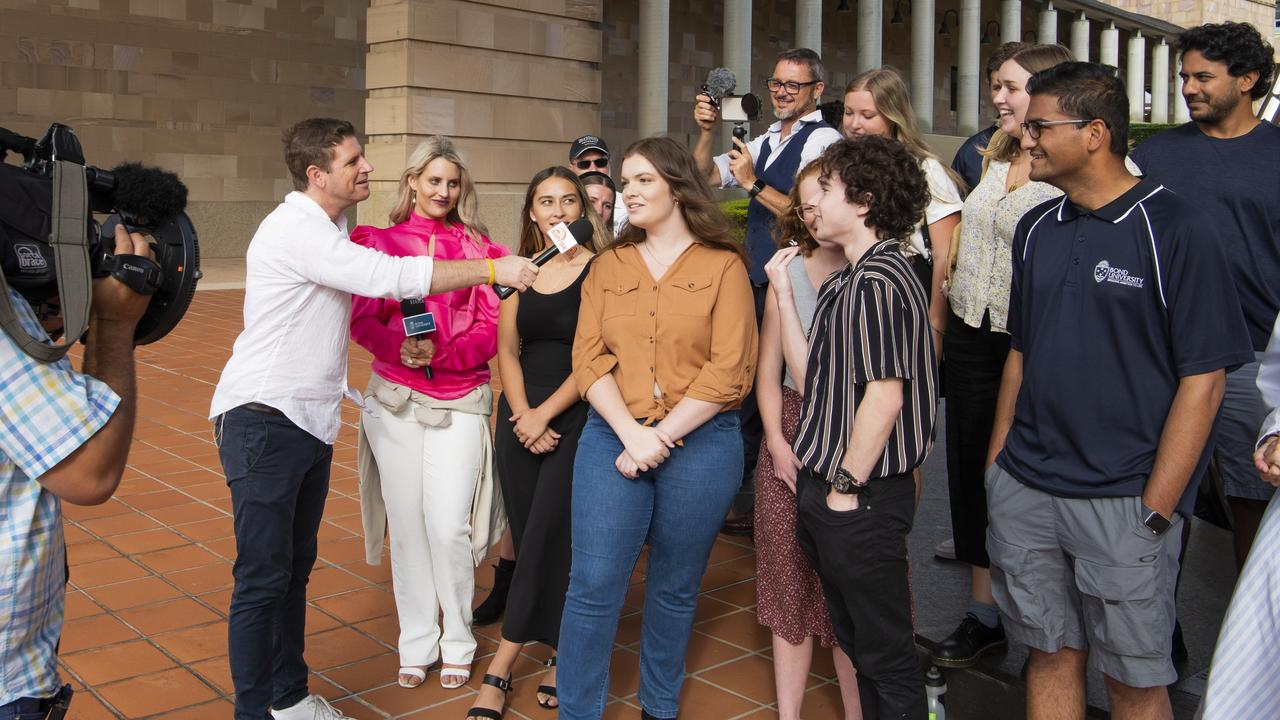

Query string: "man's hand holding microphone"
[[491, 254, 539, 292]]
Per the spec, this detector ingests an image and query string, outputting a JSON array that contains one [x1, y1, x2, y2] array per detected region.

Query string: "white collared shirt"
[[711, 108, 843, 189], [209, 192, 435, 444], [1257, 312, 1280, 446]]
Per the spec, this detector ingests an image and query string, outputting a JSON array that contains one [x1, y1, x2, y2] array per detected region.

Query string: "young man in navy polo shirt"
[[985, 63, 1253, 719], [1130, 22, 1280, 569]]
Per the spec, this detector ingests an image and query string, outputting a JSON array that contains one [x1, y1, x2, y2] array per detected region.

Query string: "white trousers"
[[361, 401, 484, 667]]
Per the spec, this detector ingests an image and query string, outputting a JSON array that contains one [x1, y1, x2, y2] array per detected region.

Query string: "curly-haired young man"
[[1130, 22, 1280, 569], [789, 136, 937, 720]]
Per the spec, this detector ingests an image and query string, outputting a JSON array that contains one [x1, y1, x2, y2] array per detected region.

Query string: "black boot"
[[472, 557, 515, 626], [931, 613, 1007, 668]]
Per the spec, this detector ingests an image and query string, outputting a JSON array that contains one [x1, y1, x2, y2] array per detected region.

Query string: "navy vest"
[[744, 121, 829, 283]]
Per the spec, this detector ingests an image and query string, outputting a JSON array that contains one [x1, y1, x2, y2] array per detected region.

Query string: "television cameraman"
[[0, 225, 153, 719]]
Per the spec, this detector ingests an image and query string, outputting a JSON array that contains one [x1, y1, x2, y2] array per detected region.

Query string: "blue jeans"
[[557, 410, 743, 720], [216, 406, 333, 720]]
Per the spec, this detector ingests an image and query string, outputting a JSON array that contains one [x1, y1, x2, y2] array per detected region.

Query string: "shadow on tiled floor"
[[57, 290, 842, 719]]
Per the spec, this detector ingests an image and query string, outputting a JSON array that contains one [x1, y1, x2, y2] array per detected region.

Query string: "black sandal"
[[465, 674, 512, 720], [536, 656, 558, 710]]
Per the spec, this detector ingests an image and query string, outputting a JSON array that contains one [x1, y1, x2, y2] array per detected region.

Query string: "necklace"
[[640, 241, 687, 268]]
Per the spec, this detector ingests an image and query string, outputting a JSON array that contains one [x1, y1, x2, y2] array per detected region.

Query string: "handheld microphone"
[[400, 298, 437, 380], [495, 217, 593, 300]]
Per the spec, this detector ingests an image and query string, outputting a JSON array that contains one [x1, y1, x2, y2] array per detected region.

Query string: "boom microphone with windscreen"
[[494, 217, 593, 300], [701, 67, 738, 108]]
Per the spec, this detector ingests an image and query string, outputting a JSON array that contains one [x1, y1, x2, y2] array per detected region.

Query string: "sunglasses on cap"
[[574, 158, 609, 170]]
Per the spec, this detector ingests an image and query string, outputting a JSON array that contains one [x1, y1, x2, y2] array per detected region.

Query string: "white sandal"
[[397, 666, 427, 689], [440, 664, 471, 690]]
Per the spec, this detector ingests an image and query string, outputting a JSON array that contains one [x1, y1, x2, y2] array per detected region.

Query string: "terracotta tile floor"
[[56, 289, 841, 719]]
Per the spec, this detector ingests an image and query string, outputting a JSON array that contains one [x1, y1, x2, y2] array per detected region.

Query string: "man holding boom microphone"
[[692, 48, 842, 537], [208, 118, 539, 720]]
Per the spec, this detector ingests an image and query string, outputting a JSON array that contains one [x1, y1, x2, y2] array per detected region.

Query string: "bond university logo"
[[1093, 260, 1145, 288]]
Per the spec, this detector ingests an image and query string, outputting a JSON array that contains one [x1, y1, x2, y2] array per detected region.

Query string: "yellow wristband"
[[486, 258, 495, 285]]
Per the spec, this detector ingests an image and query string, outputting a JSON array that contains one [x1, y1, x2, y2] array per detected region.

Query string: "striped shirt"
[[793, 240, 938, 483], [0, 289, 119, 704]]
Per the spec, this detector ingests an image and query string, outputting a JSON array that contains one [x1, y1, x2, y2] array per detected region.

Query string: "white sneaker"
[[934, 537, 958, 561], [270, 695, 346, 720]]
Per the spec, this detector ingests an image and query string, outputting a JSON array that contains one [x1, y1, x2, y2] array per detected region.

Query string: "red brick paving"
[[55, 290, 849, 719]]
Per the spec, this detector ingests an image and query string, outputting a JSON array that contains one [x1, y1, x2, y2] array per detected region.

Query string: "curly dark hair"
[[1178, 22, 1276, 100], [815, 136, 929, 244]]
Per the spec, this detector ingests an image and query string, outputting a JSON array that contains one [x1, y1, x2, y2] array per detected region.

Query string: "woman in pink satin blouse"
[[350, 135, 507, 692]]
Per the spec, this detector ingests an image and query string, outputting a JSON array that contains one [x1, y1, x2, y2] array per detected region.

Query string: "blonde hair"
[[388, 136, 489, 243], [982, 44, 1074, 165], [845, 66, 967, 196]]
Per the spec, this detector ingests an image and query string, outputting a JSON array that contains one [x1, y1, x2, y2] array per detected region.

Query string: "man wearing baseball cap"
[[568, 134, 626, 236]]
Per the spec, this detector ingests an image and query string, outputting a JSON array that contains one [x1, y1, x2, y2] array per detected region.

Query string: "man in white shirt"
[[209, 118, 537, 720], [692, 48, 843, 535], [1201, 311, 1280, 718]]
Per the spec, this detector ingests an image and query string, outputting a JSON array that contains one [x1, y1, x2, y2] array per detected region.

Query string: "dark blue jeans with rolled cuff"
[[557, 410, 743, 720], [215, 406, 333, 720]]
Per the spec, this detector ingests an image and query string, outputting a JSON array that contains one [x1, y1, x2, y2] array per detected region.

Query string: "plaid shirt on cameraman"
[[0, 288, 118, 705]]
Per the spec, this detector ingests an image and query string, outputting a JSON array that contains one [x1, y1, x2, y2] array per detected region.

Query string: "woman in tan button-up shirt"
[[558, 136, 758, 720]]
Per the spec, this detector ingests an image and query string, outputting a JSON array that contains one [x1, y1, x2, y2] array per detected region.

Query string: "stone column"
[[362, 0, 604, 246], [1151, 39, 1170, 123], [724, 0, 751, 92], [1001, 0, 1021, 43], [638, 0, 669, 136], [1070, 13, 1090, 62], [1174, 67, 1191, 122], [1100, 21, 1119, 68], [1038, 2, 1057, 45], [959, 0, 982, 135], [912, 0, 937, 132], [1127, 31, 1146, 123], [857, 0, 884, 72], [797, 0, 822, 52]]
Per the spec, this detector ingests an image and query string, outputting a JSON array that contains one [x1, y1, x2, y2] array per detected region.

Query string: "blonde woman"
[[350, 136, 507, 690], [840, 66, 965, 352]]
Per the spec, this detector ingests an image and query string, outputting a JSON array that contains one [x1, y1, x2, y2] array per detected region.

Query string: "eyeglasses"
[[795, 204, 817, 221], [574, 158, 609, 170], [765, 78, 819, 95], [1020, 118, 1095, 140]]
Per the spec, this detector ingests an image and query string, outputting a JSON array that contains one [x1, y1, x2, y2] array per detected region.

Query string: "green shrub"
[[721, 198, 749, 242], [1130, 122, 1180, 147]]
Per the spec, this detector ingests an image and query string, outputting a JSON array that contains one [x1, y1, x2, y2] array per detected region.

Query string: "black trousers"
[[942, 309, 1010, 567], [795, 470, 925, 720]]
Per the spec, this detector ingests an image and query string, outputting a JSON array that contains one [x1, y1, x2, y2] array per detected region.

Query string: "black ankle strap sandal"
[[465, 674, 512, 719], [536, 655, 558, 710]]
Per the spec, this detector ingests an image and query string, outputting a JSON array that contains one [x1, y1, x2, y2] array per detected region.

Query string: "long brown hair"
[[613, 136, 747, 264], [388, 135, 489, 243], [984, 44, 1074, 164], [844, 66, 968, 196], [773, 160, 822, 256], [516, 166, 607, 258]]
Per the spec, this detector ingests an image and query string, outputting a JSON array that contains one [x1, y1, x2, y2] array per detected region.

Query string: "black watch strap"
[[748, 179, 766, 198]]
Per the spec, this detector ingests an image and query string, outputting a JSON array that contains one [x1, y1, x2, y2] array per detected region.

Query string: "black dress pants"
[[942, 309, 1010, 567]]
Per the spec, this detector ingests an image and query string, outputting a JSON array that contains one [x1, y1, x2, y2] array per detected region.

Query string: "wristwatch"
[[1140, 504, 1172, 536], [831, 468, 868, 495], [748, 179, 767, 199]]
